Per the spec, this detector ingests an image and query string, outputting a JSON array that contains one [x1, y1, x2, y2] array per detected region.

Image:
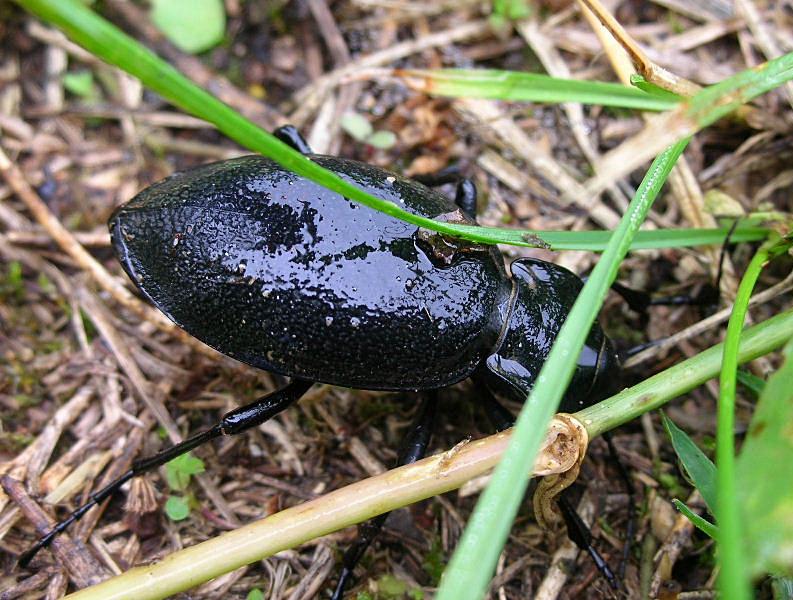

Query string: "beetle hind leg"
[[412, 168, 478, 221], [18, 379, 313, 568], [477, 385, 624, 590], [331, 391, 438, 600]]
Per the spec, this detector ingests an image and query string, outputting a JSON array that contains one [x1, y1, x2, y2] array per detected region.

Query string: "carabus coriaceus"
[[20, 126, 623, 596]]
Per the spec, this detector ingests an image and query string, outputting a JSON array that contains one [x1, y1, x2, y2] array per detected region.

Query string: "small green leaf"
[[1, 261, 24, 302], [661, 411, 717, 512], [62, 70, 95, 98], [340, 112, 373, 141], [422, 537, 445, 585], [505, 0, 531, 20], [246, 589, 265, 600], [377, 574, 407, 598], [166, 452, 205, 491], [36, 272, 56, 298], [165, 496, 190, 521], [704, 189, 745, 218], [629, 74, 683, 101], [150, 0, 226, 54], [736, 369, 765, 398], [672, 499, 719, 539], [366, 130, 397, 149]]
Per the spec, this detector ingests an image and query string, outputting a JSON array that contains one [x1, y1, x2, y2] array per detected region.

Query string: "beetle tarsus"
[[480, 388, 623, 590], [19, 380, 312, 566], [558, 494, 620, 590], [331, 392, 438, 599]]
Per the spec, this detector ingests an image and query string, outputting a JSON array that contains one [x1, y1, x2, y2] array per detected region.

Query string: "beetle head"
[[482, 258, 619, 412]]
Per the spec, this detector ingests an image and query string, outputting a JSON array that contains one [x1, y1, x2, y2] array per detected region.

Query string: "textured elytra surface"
[[110, 155, 509, 390]]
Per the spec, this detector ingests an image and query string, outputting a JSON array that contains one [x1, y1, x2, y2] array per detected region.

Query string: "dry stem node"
[[533, 413, 590, 530]]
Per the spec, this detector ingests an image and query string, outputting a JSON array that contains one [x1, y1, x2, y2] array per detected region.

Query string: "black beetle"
[[20, 126, 622, 595]]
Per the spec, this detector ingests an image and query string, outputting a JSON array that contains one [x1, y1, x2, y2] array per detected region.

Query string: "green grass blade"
[[736, 369, 766, 398], [578, 308, 793, 436], [672, 499, 719, 539], [717, 234, 793, 599], [469, 225, 768, 251], [436, 140, 689, 600], [687, 53, 793, 127], [11, 0, 546, 248], [15, 0, 782, 252], [63, 308, 793, 599], [397, 68, 680, 110], [661, 411, 717, 512]]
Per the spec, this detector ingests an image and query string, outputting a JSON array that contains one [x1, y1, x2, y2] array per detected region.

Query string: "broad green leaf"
[[661, 411, 717, 513], [736, 337, 793, 576], [150, 0, 225, 54]]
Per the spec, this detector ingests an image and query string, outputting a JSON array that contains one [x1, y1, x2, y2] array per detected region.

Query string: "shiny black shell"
[[110, 155, 509, 390]]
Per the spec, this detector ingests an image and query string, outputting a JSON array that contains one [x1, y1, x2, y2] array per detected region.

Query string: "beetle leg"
[[476, 386, 622, 590], [412, 168, 478, 220], [18, 379, 313, 568], [331, 391, 438, 600], [411, 166, 460, 187], [557, 495, 619, 589], [452, 179, 477, 220], [610, 281, 719, 314], [478, 386, 513, 433], [274, 124, 313, 154]]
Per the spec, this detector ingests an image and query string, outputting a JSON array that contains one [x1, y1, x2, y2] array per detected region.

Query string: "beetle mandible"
[[20, 126, 622, 596]]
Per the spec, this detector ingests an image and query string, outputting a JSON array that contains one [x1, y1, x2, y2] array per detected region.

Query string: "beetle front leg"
[[331, 391, 438, 600], [476, 384, 621, 590], [18, 379, 313, 567]]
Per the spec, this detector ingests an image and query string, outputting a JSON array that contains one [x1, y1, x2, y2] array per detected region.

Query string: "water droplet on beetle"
[[350, 317, 361, 328], [325, 316, 334, 326]]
